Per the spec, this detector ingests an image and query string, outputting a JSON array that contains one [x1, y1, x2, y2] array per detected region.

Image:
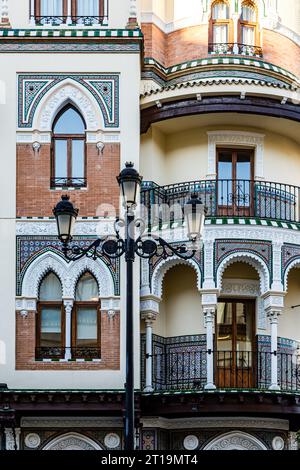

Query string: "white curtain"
[[241, 5, 256, 22], [213, 25, 228, 43], [41, 308, 61, 333], [242, 26, 255, 45], [40, 273, 62, 301], [77, 309, 97, 340], [76, 273, 98, 301], [77, 0, 99, 16], [212, 2, 228, 20], [41, 0, 63, 16]]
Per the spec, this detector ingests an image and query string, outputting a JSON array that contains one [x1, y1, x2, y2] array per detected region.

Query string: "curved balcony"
[[141, 179, 300, 229], [208, 42, 263, 58]]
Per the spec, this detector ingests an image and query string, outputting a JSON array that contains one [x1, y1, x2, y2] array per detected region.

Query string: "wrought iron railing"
[[148, 350, 300, 392], [141, 179, 300, 228], [50, 177, 87, 188], [32, 15, 108, 26], [208, 43, 263, 57], [36, 347, 101, 360]]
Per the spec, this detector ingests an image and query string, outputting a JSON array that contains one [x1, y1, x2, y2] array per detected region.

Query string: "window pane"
[[40, 273, 62, 301], [41, 0, 63, 16], [241, 5, 256, 22], [213, 24, 228, 43], [55, 140, 67, 178], [77, 0, 99, 16], [72, 140, 85, 178], [76, 273, 98, 301], [76, 308, 98, 346], [242, 26, 255, 45], [236, 152, 251, 180], [54, 107, 85, 134], [212, 2, 229, 20], [40, 307, 61, 347]]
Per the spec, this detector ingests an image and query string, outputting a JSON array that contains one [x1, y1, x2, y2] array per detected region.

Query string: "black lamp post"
[[53, 162, 206, 451]]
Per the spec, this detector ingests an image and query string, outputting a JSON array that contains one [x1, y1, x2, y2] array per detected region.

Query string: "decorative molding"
[[21, 417, 124, 428], [16, 219, 116, 236], [203, 431, 268, 450], [21, 251, 114, 299], [18, 74, 120, 130], [0, 0, 10, 27], [141, 417, 289, 430], [272, 436, 285, 451], [207, 131, 265, 179], [104, 433, 120, 449], [15, 297, 37, 315], [140, 295, 161, 316], [183, 435, 199, 451], [101, 297, 120, 313], [42, 433, 102, 451], [4, 428, 21, 450], [288, 432, 298, 450], [16, 130, 120, 144], [24, 433, 41, 449]]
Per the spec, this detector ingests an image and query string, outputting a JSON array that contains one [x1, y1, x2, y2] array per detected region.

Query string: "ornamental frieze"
[[282, 243, 300, 282]]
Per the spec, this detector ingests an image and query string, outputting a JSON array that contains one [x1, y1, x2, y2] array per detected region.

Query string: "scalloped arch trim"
[[42, 432, 103, 450], [283, 259, 300, 291], [152, 257, 202, 297]]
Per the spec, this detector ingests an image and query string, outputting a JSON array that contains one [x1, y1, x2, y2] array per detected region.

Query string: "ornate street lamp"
[[53, 163, 206, 450]]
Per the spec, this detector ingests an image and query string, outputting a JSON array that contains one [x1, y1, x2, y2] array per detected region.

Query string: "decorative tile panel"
[[18, 73, 120, 128], [282, 243, 300, 283]]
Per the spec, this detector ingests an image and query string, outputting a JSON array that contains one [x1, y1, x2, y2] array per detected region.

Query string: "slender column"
[[66, 0, 72, 25], [143, 314, 156, 392], [4, 428, 20, 450], [204, 307, 217, 390], [30, 0, 35, 26], [232, 13, 239, 54], [268, 310, 280, 391], [64, 300, 73, 360]]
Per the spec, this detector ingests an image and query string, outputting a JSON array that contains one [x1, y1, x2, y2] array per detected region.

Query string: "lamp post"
[[53, 162, 206, 451]]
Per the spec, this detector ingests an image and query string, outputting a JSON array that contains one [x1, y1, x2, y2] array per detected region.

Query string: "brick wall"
[[17, 143, 120, 218], [16, 310, 120, 370], [263, 29, 300, 78]]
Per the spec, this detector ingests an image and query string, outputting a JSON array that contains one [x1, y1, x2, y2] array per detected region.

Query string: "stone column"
[[64, 300, 73, 360], [288, 432, 299, 450], [232, 13, 240, 54], [267, 310, 281, 391], [202, 292, 218, 390], [140, 295, 160, 393], [66, 0, 72, 25], [126, 0, 138, 29], [4, 428, 20, 450], [30, 0, 35, 26]]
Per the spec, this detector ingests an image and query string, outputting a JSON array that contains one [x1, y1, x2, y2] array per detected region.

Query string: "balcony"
[[36, 347, 101, 360], [208, 43, 263, 58], [145, 350, 300, 392], [50, 177, 87, 189], [32, 16, 108, 26], [141, 179, 300, 229]]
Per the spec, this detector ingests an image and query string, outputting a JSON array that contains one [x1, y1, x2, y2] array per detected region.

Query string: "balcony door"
[[217, 148, 254, 217], [215, 299, 256, 388]]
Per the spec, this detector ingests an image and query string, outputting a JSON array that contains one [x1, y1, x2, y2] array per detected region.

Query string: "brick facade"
[[17, 142, 120, 218], [16, 310, 120, 370], [263, 29, 300, 78]]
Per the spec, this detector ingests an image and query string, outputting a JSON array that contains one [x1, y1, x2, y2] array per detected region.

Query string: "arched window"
[[209, 1, 233, 54], [37, 272, 63, 359], [239, 1, 260, 54], [51, 105, 86, 189], [73, 272, 100, 358]]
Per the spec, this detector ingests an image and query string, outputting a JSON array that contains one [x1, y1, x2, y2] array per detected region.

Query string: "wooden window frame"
[[216, 148, 254, 182], [35, 0, 68, 18], [36, 301, 65, 359], [209, 0, 234, 46], [71, 0, 105, 18], [51, 105, 87, 188], [72, 301, 101, 358], [238, 1, 260, 47]]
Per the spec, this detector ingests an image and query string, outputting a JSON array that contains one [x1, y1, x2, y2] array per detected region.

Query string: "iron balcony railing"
[[36, 347, 101, 360], [141, 179, 300, 228], [32, 15, 108, 26], [149, 350, 300, 392], [50, 177, 87, 189], [208, 42, 263, 57]]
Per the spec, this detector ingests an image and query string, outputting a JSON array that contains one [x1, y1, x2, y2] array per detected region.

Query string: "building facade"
[[0, 0, 300, 451]]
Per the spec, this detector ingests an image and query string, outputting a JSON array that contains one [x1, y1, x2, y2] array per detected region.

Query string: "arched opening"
[[217, 262, 260, 388], [209, 1, 233, 54], [203, 431, 267, 450], [51, 105, 86, 189], [36, 272, 63, 359], [73, 272, 101, 359], [42, 432, 103, 450], [239, 1, 260, 54], [281, 267, 300, 344]]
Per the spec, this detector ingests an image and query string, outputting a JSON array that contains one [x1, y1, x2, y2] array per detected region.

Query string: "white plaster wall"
[[0, 51, 141, 389], [279, 268, 300, 342]]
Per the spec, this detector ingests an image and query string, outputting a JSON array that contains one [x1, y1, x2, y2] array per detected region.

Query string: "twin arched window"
[[209, 1, 260, 54], [51, 105, 86, 189], [37, 271, 100, 359], [35, 1, 106, 25]]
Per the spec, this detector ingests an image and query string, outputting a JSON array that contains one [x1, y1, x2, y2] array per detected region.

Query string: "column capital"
[[262, 291, 285, 314], [140, 295, 161, 317], [201, 290, 218, 307], [126, 0, 138, 29], [267, 310, 281, 323], [141, 312, 157, 324], [63, 299, 74, 314]]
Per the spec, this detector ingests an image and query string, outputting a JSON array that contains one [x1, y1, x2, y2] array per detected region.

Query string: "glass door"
[[217, 148, 254, 217], [216, 300, 255, 388]]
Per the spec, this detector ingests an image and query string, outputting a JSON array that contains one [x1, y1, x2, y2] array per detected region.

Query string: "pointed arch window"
[[209, 1, 233, 54], [239, 1, 260, 55], [37, 272, 64, 359], [72, 272, 101, 358], [51, 105, 86, 189]]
